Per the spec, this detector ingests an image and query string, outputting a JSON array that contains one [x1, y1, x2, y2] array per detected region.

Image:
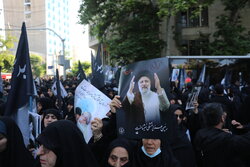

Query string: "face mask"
[[141, 146, 161, 158]]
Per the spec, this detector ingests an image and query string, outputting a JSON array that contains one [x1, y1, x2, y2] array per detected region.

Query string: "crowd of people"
[[0, 74, 250, 167]]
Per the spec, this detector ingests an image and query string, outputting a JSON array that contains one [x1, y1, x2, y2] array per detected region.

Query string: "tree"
[[79, 0, 165, 65], [157, 0, 215, 56], [78, 0, 216, 65], [0, 34, 16, 72], [208, 0, 250, 55], [71, 61, 91, 77], [30, 54, 46, 77]]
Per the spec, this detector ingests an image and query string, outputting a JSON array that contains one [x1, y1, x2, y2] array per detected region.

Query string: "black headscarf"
[[37, 120, 98, 167], [168, 105, 197, 167], [132, 139, 181, 167], [37, 97, 54, 115], [102, 138, 134, 167], [41, 109, 62, 130], [0, 116, 35, 167]]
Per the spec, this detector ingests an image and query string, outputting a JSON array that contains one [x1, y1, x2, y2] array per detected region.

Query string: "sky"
[[70, 0, 91, 62]]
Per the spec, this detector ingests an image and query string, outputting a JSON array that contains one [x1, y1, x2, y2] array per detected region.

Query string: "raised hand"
[[154, 73, 162, 93], [129, 76, 135, 94], [231, 120, 244, 129], [91, 118, 103, 142]]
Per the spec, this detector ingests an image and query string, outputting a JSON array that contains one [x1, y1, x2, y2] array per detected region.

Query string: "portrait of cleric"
[[122, 70, 170, 129]]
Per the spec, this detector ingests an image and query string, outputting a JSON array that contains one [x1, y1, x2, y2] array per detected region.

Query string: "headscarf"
[[37, 120, 98, 167], [43, 109, 62, 120], [0, 117, 36, 167], [37, 97, 54, 114], [132, 139, 180, 167], [102, 137, 134, 167], [41, 109, 62, 130]]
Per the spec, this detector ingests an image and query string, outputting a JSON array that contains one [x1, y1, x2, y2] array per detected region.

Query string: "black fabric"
[[37, 120, 98, 167], [171, 128, 197, 167], [0, 116, 36, 167], [37, 97, 54, 114], [209, 95, 236, 120], [89, 135, 111, 166], [132, 141, 181, 167], [65, 107, 76, 123], [169, 104, 197, 167], [102, 138, 134, 167], [88, 114, 117, 166], [194, 127, 250, 167], [43, 109, 62, 120]]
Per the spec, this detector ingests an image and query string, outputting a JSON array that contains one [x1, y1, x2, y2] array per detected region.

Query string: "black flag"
[[221, 69, 232, 89], [77, 61, 87, 82], [4, 22, 35, 145], [91, 51, 95, 73], [0, 66, 3, 93], [197, 64, 206, 84], [55, 69, 63, 112], [91, 44, 105, 89]]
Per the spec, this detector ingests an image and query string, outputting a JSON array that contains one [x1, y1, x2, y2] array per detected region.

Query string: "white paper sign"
[[171, 69, 180, 82], [74, 80, 111, 143]]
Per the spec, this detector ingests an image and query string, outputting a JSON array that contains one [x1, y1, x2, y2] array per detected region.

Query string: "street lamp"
[[0, 27, 67, 80], [27, 27, 66, 80]]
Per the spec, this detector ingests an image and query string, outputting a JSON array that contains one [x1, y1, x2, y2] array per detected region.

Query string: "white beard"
[[138, 84, 151, 95]]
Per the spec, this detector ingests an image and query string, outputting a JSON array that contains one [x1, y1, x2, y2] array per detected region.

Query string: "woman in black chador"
[[132, 138, 181, 167], [0, 116, 36, 167], [36, 120, 98, 167], [102, 138, 134, 167]]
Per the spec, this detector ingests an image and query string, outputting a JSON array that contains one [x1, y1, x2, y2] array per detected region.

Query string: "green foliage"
[[0, 34, 16, 72], [157, 0, 214, 17], [79, 0, 165, 65], [0, 34, 16, 50], [208, 0, 250, 55], [71, 61, 91, 77], [30, 54, 46, 77], [0, 53, 15, 72]]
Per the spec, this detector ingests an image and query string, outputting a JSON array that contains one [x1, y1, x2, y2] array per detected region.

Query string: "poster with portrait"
[[171, 69, 180, 82], [185, 86, 202, 110], [74, 80, 111, 143], [117, 57, 177, 140]]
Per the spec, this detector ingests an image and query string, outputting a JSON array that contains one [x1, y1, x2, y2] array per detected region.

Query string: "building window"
[[24, 4, 31, 18], [181, 39, 209, 55], [25, 0, 31, 3], [181, 7, 208, 28]]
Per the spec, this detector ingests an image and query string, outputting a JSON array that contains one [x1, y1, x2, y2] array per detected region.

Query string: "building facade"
[[88, 0, 250, 65], [2, 0, 70, 76]]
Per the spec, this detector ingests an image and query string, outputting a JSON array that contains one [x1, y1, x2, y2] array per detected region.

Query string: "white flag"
[[51, 81, 68, 98]]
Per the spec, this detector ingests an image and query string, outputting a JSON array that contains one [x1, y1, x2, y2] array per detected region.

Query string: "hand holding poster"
[[117, 57, 177, 140], [74, 80, 111, 143]]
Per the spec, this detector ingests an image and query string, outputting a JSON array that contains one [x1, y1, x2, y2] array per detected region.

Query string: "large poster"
[[117, 57, 177, 140], [74, 80, 111, 142]]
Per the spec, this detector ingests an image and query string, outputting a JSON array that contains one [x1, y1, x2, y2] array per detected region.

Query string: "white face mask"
[[141, 146, 161, 158]]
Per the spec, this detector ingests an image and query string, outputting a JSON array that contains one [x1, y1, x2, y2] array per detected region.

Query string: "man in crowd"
[[194, 103, 250, 167]]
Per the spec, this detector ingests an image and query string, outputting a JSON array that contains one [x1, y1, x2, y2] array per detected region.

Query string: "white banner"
[[74, 80, 111, 143]]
